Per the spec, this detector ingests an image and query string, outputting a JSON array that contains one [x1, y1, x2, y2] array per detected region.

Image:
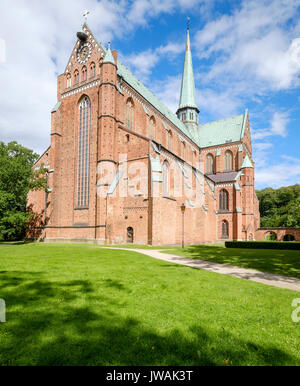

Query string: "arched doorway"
[[264, 231, 277, 241], [127, 227, 134, 244], [283, 234, 295, 241]]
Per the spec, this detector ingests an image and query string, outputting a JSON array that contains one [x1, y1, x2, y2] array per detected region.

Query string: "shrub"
[[225, 241, 300, 250]]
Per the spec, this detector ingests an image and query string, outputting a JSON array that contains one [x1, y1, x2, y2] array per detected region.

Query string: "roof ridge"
[[198, 112, 245, 127], [116, 60, 196, 143]]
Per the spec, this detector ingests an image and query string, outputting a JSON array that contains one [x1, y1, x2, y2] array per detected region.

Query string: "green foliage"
[[225, 241, 300, 250], [0, 141, 46, 241], [256, 185, 300, 228]]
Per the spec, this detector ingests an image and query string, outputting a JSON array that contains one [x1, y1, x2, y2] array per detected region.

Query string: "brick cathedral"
[[27, 22, 260, 245]]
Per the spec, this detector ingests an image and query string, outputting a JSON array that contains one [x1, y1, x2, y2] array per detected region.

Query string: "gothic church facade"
[[27, 23, 260, 245]]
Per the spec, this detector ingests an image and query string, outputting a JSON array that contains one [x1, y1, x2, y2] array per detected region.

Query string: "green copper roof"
[[241, 154, 254, 169], [178, 29, 197, 110], [103, 43, 115, 65], [198, 112, 247, 148], [51, 101, 62, 113], [117, 61, 194, 141], [83, 24, 248, 150]]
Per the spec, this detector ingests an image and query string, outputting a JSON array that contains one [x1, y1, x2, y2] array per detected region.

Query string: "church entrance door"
[[127, 227, 134, 243]]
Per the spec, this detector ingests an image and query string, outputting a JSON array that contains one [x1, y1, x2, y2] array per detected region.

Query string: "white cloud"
[[120, 41, 184, 82], [255, 155, 300, 188], [0, 0, 206, 155], [253, 112, 290, 140], [196, 0, 300, 90], [127, 0, 212, 25], [151, 75, 182, 113]]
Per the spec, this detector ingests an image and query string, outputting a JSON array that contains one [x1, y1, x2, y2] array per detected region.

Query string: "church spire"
[[177, 22, 199, 137], [178, 24, 198, 111]]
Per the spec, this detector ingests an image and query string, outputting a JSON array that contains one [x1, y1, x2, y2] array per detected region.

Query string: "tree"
[[256, 185, 300, 228], [0, 141, 46, 241]]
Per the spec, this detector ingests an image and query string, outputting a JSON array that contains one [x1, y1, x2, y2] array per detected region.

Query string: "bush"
[[225, 241, 300, 250]]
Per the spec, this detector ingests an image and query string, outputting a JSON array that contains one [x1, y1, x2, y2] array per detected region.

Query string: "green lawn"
[[162, 244, 300, 279], [0, 243, 300, 366]]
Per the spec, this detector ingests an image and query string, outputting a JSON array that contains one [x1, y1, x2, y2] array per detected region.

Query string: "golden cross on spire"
[[83, 10, 90, 22]]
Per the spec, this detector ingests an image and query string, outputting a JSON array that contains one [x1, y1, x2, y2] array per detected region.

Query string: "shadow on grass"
[[176, 245, 300, 279], [0, 269, 297, 366], [0, 240, 34, 246]]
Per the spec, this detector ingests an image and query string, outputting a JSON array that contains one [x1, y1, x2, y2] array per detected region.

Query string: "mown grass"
[[0, 242, 300, 366], [162, 245, 300, 279]]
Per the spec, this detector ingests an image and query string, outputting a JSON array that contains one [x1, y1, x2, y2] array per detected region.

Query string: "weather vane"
[[187, 17, 190, 30], [83, 10, 90, 22]]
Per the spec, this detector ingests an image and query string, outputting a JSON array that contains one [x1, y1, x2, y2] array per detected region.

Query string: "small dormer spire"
[[103, 42, 116, 65]]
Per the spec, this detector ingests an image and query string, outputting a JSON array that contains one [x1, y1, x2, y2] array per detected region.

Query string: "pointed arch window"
[[221, 220, 229, 238], [66, 73, 71, 88], [82, 66, 87, 81], [225, 150, 233, 171], [126, 98, 134, 130], [149, 116, 156, 139], [74, 70, 79, 85], [90, 62, 95, 78], [219, 189, 229, 211], [193, 150, 197, 166], [182, 142, 186, 159], [163, 161, 170, 197], [168, 130, 172, 151], [206, 154, 214, 174], [77, 96, 91, 208]]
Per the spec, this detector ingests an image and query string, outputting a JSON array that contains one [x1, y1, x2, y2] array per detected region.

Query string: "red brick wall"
[[27, 25, 260, 245]]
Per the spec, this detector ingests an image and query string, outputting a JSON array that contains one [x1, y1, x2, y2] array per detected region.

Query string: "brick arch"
[[256, 228, 300, 241], [283, 234, 295, 241], [264, 231, 277, 241], [77, 93, 90, 105], [127, 227, 134, 243]]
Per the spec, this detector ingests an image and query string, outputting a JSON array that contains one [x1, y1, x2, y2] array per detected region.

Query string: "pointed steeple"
[[177, 23, 199, 139], [103, 42, 116, 65], [241, 155, 254, 169], [178, 27, 198, 110]]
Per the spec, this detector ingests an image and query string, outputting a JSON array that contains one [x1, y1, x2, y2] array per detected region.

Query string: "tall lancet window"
[[126, 98, 134, 130], [77, 96, 91, 208], [225, 151, 233, 171], [66, 73, 71, 88], [149, 116, 156, 139], [206, 154, 214, 174], [168, 130, 172, 151], [222, 220, 229, 238], [219, 189, 229, 211], [163, 161, 170, 197]]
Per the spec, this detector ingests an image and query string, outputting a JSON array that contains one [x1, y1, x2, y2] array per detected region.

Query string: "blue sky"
[[0, 0, 300, 189]]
